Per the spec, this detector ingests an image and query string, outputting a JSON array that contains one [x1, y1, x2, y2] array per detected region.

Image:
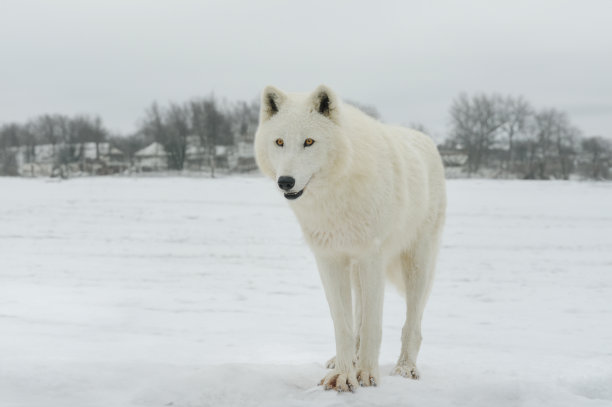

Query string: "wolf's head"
[[254, 85, 351, 201]]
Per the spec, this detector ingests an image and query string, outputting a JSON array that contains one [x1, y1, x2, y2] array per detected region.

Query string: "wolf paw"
[[318, 370, 359, 392], [356, 368, 379, 387], [325, 356, 337, 369], [391, 363, 420, 380], [325, 356, 357, 369]]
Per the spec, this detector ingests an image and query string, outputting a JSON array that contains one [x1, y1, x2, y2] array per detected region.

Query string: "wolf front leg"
[[354, 254, 385, 387], [325, 268, 362, 370], [316, 253, 359, 392]]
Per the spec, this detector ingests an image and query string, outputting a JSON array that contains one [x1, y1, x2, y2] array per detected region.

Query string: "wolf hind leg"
[[392, 227, 441, 379]]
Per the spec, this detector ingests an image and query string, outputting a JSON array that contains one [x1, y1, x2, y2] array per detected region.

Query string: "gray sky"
[[1, 0, 611, 140]]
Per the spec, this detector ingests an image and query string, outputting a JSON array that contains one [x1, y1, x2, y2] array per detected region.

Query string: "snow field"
[[0, 176, 611, 406]]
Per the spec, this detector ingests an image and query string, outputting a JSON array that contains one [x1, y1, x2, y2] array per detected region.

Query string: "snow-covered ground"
[[1, 176, 611, 407]]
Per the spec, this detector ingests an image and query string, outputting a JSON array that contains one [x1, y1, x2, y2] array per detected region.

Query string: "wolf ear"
[[260, 85, 286, 121], [310, 85, 339, 122]]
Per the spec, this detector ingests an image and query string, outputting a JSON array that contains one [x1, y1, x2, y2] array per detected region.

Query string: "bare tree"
[[228, 99, 259, 141], [557, 124, 580, 180], [449, 93, 506, 174], [190, 95, 232, 178], [34, 115, 73, 158], [19, 122, 37, 165], [86, 116, 107, 160], [141, 102, 186, 170], [521, 109, 579, 179], [580, 136, 611, 179], [68, 115, 108, 169], [203, 98, 220, 178], [142, 102, 165, 143], [0, 123, 21, 175], [0, 123, 21, 149], [190, 99, 208, 171], [164, 103, 190, 170], [499, 96, 532, 171]]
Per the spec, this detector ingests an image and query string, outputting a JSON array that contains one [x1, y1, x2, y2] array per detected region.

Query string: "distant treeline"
[[0, 92, 610, 179], [441, 93, 611, 180]]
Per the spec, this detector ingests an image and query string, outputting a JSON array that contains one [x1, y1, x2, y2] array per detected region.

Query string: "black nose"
[[277, 176, 295, 191]]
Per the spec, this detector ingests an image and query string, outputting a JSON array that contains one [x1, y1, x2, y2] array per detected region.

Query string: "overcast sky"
[[1, 0, 611, 140]]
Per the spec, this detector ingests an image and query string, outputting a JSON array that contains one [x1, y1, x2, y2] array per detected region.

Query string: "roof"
[[135, 142, 167, 157], [109, 147, 124, 156]]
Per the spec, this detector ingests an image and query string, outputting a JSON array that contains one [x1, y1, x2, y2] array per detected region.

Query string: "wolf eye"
[[275, 138, 284, 147], [304, 138, 315, 147]]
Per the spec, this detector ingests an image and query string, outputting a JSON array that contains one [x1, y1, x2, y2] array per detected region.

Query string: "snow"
[[1, 176, 611, 407]]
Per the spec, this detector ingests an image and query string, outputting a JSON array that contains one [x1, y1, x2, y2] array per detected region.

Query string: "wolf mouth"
[[284, 189, 304, 200]]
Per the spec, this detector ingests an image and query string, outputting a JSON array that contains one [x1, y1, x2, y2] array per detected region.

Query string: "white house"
[[9, 142, 128, 176], [134, 142, 168, 171], [236, 141, 256, 172]]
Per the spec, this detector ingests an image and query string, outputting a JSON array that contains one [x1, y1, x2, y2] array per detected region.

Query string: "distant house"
[[14, 144, 55, 176], [73, 142, 127, 174], [215, 145, 238, 170], [438, 148, 468, 167], [185, 135, 207, 170], [134, 142, 168, 171], [10, 142, 127, 176], [11, 145, 51, 177], [184, 135, 244, 172], [233, 119, 258, 172], [236, 141, 257, 172], [75, 142, 123, 161]]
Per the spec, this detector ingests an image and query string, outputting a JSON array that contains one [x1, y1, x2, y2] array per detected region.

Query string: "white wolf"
[[255, 85, 446, 392]]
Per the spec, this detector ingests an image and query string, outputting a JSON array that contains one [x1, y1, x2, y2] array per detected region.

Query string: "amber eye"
[[304, 138, 315, 147], [275, 138, 284, 147]]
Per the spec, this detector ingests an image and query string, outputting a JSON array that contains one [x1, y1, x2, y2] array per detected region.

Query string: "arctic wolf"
[[255, 85, 446, 391]]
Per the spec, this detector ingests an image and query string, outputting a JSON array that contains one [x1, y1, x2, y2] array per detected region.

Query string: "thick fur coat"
[[255, 85, 446, 391]]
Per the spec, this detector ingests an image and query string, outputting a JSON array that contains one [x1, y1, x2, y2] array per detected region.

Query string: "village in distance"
[[6, 137, 258, 178], [0, 93, 610, 180]]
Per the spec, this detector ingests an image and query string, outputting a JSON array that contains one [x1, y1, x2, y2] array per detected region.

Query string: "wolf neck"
[[289, 153, 380, 252]]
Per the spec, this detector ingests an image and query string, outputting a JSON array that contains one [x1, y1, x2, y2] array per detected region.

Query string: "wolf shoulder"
[[369, 121, 443, 171], [384, 125, 440, 158]]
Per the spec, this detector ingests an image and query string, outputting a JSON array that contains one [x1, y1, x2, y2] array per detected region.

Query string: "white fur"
[[255, 85, 446, 391]]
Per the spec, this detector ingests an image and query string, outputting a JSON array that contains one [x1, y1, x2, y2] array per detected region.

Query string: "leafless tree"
[[142, 102, 165, 143], [228, 99, 259, 141], [164, 103, 190, 170], [141, 102, 189, 170], [0, 123, 21, 175], [580, 136, 611, 179], [449, 93, 506, 174], [68, 115, 108, 168], [19, 122, 37, 164], [557, 124, 580, 180], [499, 96, 532, 171], [190, 99, 208, 171], [0, 123, 21, 149], [190, 95, 232, 178], [521, 109, 579, 179]]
